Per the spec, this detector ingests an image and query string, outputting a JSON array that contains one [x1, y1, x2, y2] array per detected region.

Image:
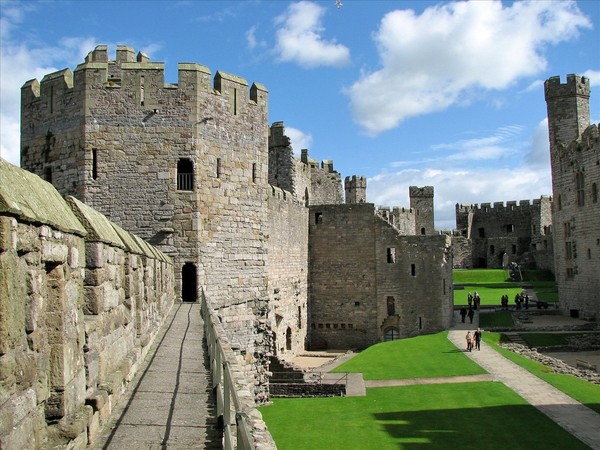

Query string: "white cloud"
[[285, 126, 313, 155], [274, 1, 350, 68], [524, 119, 551, 169], [582, 69, 600, 86], [0, 3, 99, 166], [368, 123, 552, 229], [347, 1, 592, 136], [246, 25, 267, 50]]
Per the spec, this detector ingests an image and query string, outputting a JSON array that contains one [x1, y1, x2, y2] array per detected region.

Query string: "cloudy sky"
[[1, 0, 599, 228]]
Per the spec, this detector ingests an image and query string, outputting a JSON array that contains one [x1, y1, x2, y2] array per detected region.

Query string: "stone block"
[[0, 216, 16, 251], [41, 240, 68, 264], [86, 242, 105, 268]]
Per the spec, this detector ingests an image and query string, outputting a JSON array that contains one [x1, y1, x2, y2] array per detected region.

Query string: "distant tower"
[[345, 175, 367, 204], [409, 186, 434, 235]]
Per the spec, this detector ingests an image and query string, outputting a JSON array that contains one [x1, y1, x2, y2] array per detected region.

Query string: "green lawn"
[[330, 331, 486, 380], [479, 311, 514, 328], [519, 332, 591, 348], [260, 383, 590, 450], [484, 332, 600, 414], [453, 269, 558, 305]]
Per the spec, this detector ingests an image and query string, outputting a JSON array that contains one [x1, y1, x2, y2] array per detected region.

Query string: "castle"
[[17, 45, 452, 377], [2, 43, 598, 448]]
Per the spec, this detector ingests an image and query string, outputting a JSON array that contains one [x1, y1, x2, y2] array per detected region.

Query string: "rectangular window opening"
[[315, 212, 323, 224], [411, 264, 416, 276], [92, 148, 98, 180], [387, 247, 396, 263], [216, 158, 221, 178], [252, 163, 257, 183]]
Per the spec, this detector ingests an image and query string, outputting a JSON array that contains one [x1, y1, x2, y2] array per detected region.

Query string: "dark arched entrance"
[[181, 263, 197, 302]]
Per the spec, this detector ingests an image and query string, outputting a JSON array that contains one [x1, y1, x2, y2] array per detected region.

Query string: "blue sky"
[[1, 0, 599, 228]]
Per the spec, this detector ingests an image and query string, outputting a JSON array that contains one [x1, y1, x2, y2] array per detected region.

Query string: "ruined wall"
[[308, 203, 452, 350], [267, 187, 309, 357], [377, 206, 416, 236], [455, 197, 554, 269], [0, 159, 174, 448], [545, 74, 599, 320]]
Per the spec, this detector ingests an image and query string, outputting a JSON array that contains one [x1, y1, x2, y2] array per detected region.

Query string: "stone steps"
[[504, 332, 529, 347]]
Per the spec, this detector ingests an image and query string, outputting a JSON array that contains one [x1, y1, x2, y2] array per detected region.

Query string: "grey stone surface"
[[96, 303, 221, 449]]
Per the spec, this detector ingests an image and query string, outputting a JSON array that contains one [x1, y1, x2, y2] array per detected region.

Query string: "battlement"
[[455, 196, 552, 214], [21, 44, 268, 108], [409, 186, 434, 198], [344, 175, 367, 187], [544, 74, 590, 101]]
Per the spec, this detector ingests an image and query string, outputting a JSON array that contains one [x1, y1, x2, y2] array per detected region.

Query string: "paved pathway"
[[448, 309, 600, 450], [95, 303, 221, 449]]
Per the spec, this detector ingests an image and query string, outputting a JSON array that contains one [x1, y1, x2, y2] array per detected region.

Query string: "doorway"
[[181, 263, 197, 302]]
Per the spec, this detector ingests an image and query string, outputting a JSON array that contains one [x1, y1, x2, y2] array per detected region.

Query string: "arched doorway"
[[181, 263, 197, 302], [384, 327, 399, 341]]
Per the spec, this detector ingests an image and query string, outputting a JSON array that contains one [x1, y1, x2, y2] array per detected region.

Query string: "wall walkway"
[[96, 303, 221, 449]]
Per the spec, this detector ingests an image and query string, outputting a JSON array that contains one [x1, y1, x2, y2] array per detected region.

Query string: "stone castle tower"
[[410, 185, 435, 235], [544, 74, 599, 320], [344, 175, 367, 204]]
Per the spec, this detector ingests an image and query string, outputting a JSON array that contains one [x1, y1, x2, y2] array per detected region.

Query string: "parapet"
[[409, 186, 434, 197], [456, 197, 550, 214], [344, 175, 367, 187], [544, 74, 590, 101], [22, 44, 268, 108]]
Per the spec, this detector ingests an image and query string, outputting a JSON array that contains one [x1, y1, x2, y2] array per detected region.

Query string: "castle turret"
[[410, 186, 434, 235], [544, 74, 590, 148], [344, 175, 367, 204]]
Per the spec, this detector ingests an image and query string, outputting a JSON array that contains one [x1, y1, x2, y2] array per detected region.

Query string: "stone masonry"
[[545, 74, 600, 320], [0, 159, 174, 448]]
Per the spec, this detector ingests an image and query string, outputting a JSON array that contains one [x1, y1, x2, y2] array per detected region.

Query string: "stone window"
[[286, 327, 292, 350], [478, 228, 485, 238], [177, 158, 194, 191], [420, 227, 426, 235], [558, 194, 562, 211], [511, 244, 516, 254], [565, 241, 572, 260], [588, 248, 592, 259], [318, 323, 323, 329], [297, 306, 301, 329], [45, 167, 52, 183], [387, 247, 396, 263], [592, 182, 598, 203], [315, 212, 322, 224], [354, 301, 360, 307], [92, 148, 98, 180], [216, 158, 221, 178], [411, 263, 416, 276], [566, 267, 574, 279], [333, 323, 338, 329], [505, 224, 514, 233], [386, 296, 395, 316], [576, 171, 585, 206], [325, 323, 330, 329], [490, 245, 495, 255], [252, 163, 257, 183], [341, 323, 346, 329], [348, 323, 354, 329]]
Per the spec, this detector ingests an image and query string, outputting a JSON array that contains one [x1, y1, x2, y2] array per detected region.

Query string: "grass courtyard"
[[453, 269, 558, 306], [259, 331, 597, 449]]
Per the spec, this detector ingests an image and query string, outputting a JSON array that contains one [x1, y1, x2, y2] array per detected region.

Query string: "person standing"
[[465, 331, 473, 352], [467, 307, 474, 324], [474, 328, 482, 351], [460, 307, 467, 323]]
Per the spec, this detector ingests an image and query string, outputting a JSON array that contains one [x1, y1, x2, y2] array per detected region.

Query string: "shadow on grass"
[[373, 403, 594, 449]]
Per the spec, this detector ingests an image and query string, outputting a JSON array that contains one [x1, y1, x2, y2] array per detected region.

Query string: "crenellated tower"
[[344, 175, 367, 204], [544, 74, 599, 320], [409, 186, 435, 235]]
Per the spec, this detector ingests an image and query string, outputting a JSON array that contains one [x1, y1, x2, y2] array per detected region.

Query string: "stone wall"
[[308, 203, 453, 350], [0, 159, 174, 449], [454, 197, 554, 269], [267, 187, 309, 357]]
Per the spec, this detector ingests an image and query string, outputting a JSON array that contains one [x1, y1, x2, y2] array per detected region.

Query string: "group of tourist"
[[465, 328, 482, 351], [467, 291, 481, 310], [500, 291, 530, 310], [459, 306, 475, 324]]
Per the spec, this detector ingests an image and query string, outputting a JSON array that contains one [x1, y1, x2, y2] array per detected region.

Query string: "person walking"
[[467, 307, 474, 324], [474, 328, 482, 351], [465, 331, 473, 352], [460, 307, 467, 323]]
